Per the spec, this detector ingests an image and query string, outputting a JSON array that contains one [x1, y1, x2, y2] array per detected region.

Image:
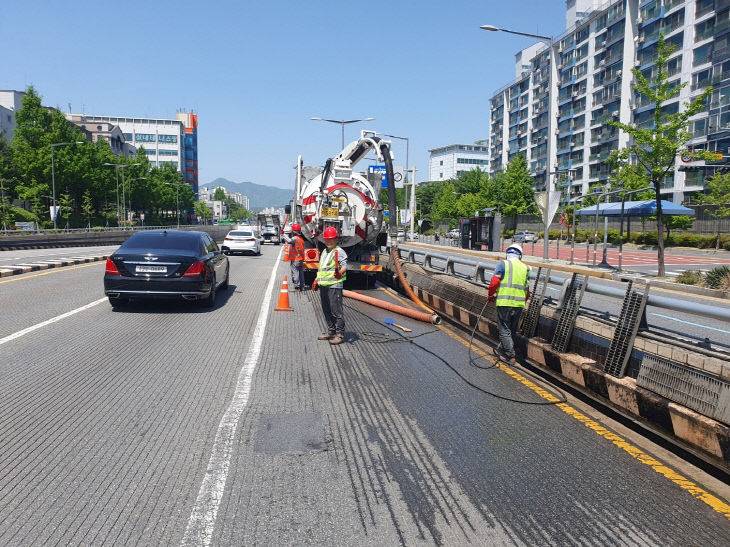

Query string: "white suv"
[[513, 231, 537, 243]]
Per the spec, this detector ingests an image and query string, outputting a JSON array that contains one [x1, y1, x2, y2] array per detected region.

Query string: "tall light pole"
[[104, 163, 140, 227], [51, 141, 84, 230], [128, 177, 147, 226], [311, 117, 375, 149], [481, 24, 555, 260], [103, 163, 121, 223], [165, 181, 182, 227]]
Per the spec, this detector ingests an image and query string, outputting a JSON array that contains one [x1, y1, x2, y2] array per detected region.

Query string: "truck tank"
[[293, 131, 396, 274]]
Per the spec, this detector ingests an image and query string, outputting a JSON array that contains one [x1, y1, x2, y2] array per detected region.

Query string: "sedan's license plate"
[[136, 265, 166, 273]]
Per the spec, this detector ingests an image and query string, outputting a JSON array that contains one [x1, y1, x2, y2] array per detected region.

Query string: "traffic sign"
[[367, 165, 404, 189]]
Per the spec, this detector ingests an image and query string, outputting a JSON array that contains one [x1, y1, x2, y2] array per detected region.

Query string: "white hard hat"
[[506, 243, 523, 257]]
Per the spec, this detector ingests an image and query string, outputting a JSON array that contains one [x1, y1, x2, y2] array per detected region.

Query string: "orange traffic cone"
[[274, 276, 293, 312]]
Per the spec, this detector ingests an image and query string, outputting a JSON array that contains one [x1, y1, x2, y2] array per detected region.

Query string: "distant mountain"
[[206, 178, 293, 211]]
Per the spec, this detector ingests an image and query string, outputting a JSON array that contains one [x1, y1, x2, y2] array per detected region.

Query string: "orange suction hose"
[[390, 246, 436, 314], [343, 290, 441, 324]]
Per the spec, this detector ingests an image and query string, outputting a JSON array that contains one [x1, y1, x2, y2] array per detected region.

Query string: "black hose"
[[346, 291, 567, 405]]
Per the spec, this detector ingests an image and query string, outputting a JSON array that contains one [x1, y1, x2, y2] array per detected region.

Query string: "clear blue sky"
[[2, 1, 566, 189]]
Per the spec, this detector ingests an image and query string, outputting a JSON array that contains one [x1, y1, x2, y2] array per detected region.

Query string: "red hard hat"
[[323, 226, 338, 239], [292, 223, 301, 232]]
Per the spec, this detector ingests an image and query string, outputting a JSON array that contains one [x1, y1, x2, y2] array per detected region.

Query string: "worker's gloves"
[[334, 270, 342, 279], [487, 295, 496, 303], [311, 280, 318, 291]]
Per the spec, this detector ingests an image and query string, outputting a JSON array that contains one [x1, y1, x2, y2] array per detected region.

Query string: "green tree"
[[606, 35, 713, 276], [0, 178, 14, 230], [454, 168, 486, 196], [660, 214, 694, 239], [58, 192, 73, 230], [698, 171, 730, 249], [195, 200, 212, 224], [414, 181, 445, 224], [213, 187, 227, 201], [498, 154, 536, 231], [81, 190, 94, 229], [430, 182, 459, 225]]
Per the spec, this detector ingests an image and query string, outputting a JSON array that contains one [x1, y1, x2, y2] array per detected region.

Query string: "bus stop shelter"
[[575, 200, 694, 270], [575, 200, 695, 218]]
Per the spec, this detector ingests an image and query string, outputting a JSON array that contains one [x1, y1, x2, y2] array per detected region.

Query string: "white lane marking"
[[650, 313, 730, 335], [182, 247, 283, 546], [0, 298, 107, 347]]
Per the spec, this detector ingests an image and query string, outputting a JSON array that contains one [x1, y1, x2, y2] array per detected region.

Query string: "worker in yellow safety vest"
[[311, 226, 348, 345], [487, 243, 531, 363]]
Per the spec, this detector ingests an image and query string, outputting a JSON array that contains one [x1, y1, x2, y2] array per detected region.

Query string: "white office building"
[[0, 90, 24, 142], [489, 0, 728, 204], [428, 144, 490, 181], [66, 114, 185, 170]]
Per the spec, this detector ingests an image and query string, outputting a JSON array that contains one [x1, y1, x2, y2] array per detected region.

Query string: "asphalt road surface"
[[0, 244, 729, 545]]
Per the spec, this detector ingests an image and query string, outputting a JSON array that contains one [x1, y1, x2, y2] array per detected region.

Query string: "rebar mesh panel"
[[637, 354, 730, 426], [603, 279, 649, 378], [521, 267, 550, 337], [551, 273, 586, 353]]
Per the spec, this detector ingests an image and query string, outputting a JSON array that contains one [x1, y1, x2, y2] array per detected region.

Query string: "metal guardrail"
[[396, 244, 730, 324], [0, 225, 207, 237]]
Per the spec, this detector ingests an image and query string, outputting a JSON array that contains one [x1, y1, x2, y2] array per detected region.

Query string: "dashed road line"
[[0, 297, 107, 347]]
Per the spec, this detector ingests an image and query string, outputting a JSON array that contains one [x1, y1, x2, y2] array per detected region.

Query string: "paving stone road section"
[[0, 249, 729, 544]]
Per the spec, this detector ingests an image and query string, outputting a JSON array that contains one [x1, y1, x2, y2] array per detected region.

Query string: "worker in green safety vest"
[[487, 243, 531, 363], [312, 226, 348, 345]]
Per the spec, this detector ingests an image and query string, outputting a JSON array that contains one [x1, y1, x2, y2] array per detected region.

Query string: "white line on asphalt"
[[182, 247, 283, 546], [649, 313, 730, 335], [0, 297, 107, 347]]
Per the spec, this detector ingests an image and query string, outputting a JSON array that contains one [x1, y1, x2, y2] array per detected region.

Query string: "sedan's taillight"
[[183, 260, 205, 277], [105, 258, 121, 275], [225, 237, 233, 241]]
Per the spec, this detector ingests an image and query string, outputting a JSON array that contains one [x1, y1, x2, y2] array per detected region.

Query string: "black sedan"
[[104, 230, 229, 308]]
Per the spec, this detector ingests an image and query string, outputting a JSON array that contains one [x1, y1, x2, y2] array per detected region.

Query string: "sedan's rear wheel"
[[108, 296, 129, 308], [220, 266, 229, 289], [202, 275, 216, 307]]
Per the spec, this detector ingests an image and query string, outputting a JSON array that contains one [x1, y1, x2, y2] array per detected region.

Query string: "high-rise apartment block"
[[489, 0, 727, 204]]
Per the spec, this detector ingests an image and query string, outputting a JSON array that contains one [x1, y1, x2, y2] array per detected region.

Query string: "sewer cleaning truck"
[[288, 131, 398, 281]]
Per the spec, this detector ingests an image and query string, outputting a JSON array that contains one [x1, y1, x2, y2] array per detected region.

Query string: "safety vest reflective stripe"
[[289, 237, 304, 261], [317, 248, 346, 286], [496, 259, 530, 307]]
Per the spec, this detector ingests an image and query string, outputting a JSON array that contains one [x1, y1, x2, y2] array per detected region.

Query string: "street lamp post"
[[408, 166, 418, 240], [311, 117, 375, 149], [51, 141, 84, 230], [104, 163, 140, 227], [166, 182, 182, 227], [482, 24, 555, 260], [128, 177, 147, 226]]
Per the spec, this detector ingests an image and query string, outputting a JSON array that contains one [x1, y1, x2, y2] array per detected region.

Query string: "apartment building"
[[489, 0, 728, 204], [428, 144, 490, 181]]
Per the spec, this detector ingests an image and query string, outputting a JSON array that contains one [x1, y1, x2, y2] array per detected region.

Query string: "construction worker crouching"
[[487, 243, 531, 363], [311, 226, 347, 345], [283, 223, 305, 291]]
